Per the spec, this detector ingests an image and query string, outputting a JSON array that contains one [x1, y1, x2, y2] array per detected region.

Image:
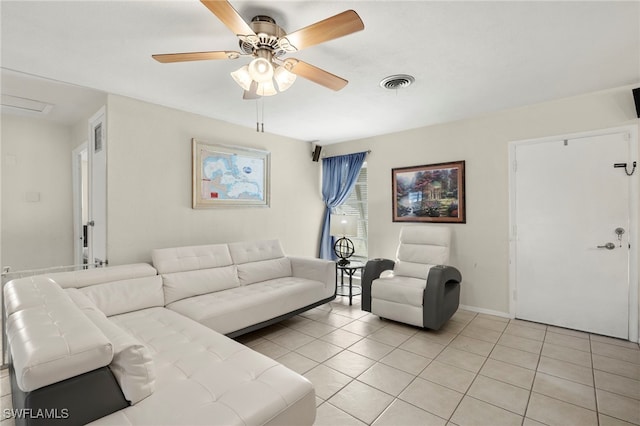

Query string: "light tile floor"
[[1, 296, 639, 426], [237, 296, 640, 426]]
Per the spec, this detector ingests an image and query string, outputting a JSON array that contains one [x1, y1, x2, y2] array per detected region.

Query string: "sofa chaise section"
[[91, 307, 315, 426], [4, 260, 318, 425], [152, 240, 336, 337]]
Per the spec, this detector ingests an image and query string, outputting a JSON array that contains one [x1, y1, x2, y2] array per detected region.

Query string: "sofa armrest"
[[362, 259, 395, 312], [423, 265, 462, 330], [289, 257, 336, 291], [4, 278, 114, 393]]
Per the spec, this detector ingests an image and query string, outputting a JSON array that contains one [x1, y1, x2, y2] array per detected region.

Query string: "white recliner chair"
[[362, 225, 462, 330]]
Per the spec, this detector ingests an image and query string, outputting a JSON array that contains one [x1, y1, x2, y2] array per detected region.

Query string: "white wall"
[[105, 95, 324, 265], [323, 86, 640, 316], [1, 115, 74, 270]]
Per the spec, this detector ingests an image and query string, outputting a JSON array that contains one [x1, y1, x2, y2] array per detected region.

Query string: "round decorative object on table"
[[333, 237, 355, 266]]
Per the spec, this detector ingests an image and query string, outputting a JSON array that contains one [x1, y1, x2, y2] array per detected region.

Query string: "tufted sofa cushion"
[[229, 240, 292, 285], [4, 274, 62, 314], [67, 289, 156, 404], [89, 307, 316, 425], [152, 244, 240, 304], [4, 277, 113, 392], [167, 277, 327, 335]]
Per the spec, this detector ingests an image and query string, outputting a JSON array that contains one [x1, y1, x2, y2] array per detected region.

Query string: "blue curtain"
[[319, 151, 367, 259]]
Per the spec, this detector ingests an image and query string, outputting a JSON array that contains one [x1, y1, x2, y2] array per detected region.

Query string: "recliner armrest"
[[423, 265, 462, 329], [426, 265, 462, 292], [361, 258, 395, 312]]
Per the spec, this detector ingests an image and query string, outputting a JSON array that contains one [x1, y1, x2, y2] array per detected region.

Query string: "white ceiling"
[[1, 1, 639, 144]]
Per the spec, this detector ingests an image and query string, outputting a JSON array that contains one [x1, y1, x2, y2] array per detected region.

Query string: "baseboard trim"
[[459, 304, 513, 319]]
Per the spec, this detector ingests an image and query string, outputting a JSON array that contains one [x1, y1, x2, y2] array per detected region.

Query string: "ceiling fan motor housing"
[[239, 16, 289, 57]]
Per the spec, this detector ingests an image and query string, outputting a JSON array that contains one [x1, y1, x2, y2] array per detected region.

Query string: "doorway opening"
[[72, 143, 89, 267]]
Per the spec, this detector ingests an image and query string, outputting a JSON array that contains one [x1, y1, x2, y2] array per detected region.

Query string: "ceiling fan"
[[153, 0, 364, 99]]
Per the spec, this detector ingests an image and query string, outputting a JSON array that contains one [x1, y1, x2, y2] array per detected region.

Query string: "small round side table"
[[336, 261, 366, 306]]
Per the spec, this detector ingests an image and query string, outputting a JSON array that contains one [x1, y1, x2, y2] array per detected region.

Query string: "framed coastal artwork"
[[192, 139, 270, 208], [392, 160, 465, 223]]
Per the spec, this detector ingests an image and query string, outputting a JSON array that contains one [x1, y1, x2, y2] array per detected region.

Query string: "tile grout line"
[[589, 333, 601, 426], [447, 315, 536, 424], [523, 320, 548, 425]]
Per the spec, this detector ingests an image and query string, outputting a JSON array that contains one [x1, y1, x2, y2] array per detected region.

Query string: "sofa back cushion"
[[67, 290, 156, 404], [41, 263, 164, 316], [46, 263, 158, 289], [152, 244, 240, 304], [79, 276, 165, 317], [161, 266, 238, 304], [228, 240, 292, 285]]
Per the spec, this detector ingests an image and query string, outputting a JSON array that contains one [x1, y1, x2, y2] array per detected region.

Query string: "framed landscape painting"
[[392, 160, 465, 223], [192, 139, 270, 208]]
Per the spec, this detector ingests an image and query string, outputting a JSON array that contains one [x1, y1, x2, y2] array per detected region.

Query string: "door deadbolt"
[[615, 227, 625, 247]]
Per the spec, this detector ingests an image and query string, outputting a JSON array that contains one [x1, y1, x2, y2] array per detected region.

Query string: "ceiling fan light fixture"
[[230, 65, 252, 91], [257, 80, 277, 96], [274, 65, 297, 92], [248, 57, 274, 83]]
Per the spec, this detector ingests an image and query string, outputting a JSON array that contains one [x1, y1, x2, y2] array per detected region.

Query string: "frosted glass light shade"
[[230, 65, 252, 91], [248, 57, 274, 83], [330, 214, 357, 236], [256, 80, 277, 96], [274, 65, 297, 92]]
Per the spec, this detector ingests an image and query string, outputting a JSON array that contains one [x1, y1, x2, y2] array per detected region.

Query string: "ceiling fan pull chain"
[[261, 97, 265, 133], [255, 97, 265, 133]]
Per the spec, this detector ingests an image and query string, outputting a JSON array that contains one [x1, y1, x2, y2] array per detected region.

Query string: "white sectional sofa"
[[3, 240, 335, 426], [153, 239, 336, 337]]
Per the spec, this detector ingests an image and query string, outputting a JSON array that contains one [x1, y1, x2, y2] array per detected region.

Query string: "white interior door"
[[88, 107, 107, 266], [514, 131, 632, 339]]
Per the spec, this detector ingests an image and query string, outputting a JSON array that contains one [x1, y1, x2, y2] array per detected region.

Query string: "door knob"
[[597, 242, 615, 250]]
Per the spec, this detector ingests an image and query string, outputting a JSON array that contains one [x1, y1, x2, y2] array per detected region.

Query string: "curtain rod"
[[322, 150, 371, 159]]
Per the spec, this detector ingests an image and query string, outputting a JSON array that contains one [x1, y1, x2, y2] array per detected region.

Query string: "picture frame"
[[192, 139, 270, 209], [392, 160, 465, 223]]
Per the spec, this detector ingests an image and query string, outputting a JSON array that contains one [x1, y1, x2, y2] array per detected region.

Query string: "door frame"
[[87, 106, 107, 266], [71, 142, 88, 267], [508, 125, 639, 342]]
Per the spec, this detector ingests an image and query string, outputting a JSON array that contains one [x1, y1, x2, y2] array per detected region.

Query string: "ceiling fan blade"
[[284, 59, 348, 91], [152, 51, 241, 63], [282, 10, 364, 51], [200, 0, 256, 37]]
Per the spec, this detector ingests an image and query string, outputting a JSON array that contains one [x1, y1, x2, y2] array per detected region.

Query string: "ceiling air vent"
[[1, 94, 53, 115], [379, 74, 415, 90]]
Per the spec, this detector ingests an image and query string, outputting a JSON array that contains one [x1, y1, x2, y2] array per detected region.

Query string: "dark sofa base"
[[9, 362, 128, 426]]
